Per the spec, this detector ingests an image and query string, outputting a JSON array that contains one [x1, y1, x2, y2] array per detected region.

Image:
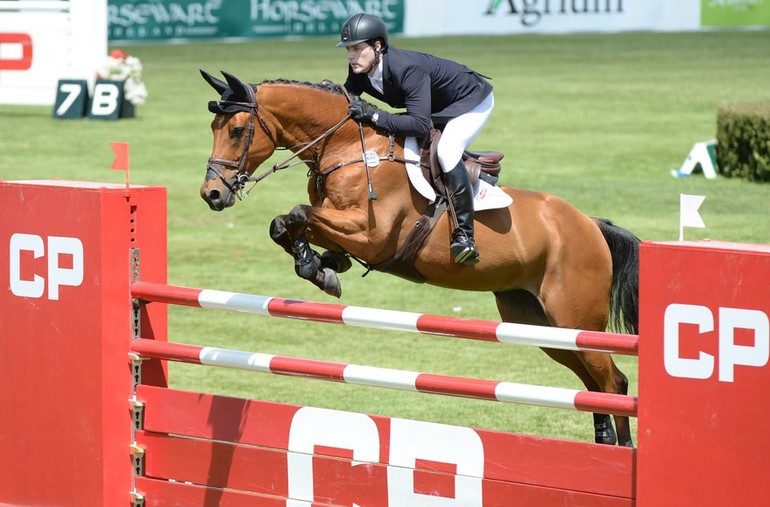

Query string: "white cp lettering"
[[287, 407, 484, 506], [664, 303, 769, 382], [9, 233, 84, 300]]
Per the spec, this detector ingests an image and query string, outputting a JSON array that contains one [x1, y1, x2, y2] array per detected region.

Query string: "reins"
[[250, 113, 352, 186], [207, 82, 417, 201]]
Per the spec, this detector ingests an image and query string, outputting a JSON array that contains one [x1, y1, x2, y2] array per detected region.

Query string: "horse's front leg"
[[269, 206, 346, 297], [270, 211, 352, 274], [269, 212, 320, 278], [269, 213, 295, 256]]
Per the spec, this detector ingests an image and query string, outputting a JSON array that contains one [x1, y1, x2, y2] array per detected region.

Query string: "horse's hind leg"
[[575, 350, 631, 446], [542, 349, 630, 446], [538, 280, 634, 447], [494, 290, 632, 446]]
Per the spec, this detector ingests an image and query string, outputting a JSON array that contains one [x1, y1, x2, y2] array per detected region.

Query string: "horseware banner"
[[108, 0, 406, 41]]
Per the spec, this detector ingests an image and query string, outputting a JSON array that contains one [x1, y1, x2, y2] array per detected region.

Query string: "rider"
[[337, 13, 494, 265]]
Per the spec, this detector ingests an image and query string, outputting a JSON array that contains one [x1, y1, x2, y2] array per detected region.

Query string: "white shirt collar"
[[368, 60, 384, 94]]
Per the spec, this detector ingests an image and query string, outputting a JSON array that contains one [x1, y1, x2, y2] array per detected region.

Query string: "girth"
[[364, 199, 448, 283]]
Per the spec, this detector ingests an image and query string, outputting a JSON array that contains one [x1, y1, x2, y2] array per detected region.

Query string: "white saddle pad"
[[403, 137, 512, 212]]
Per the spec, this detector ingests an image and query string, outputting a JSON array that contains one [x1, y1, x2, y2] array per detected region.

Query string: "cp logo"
[[9, 233, 84, 300], [664, 303, 769, 382]]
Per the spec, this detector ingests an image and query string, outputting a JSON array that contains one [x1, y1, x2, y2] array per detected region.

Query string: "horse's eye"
[[230, 126, 245, 139]]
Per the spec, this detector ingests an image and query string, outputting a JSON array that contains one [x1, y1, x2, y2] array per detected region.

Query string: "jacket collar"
[[368, 59, 385, 93]]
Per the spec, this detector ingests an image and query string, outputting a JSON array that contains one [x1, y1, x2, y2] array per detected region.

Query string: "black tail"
[[594, 218, 640, 335]]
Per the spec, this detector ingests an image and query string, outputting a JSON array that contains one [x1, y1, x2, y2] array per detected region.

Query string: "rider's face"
[[346, 42, 377, 76]]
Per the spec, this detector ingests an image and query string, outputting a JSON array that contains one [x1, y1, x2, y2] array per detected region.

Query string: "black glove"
[[348, 96, 379, 124]]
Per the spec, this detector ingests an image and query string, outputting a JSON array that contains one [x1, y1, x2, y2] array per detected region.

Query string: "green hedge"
[[716, 101, 770, 183]]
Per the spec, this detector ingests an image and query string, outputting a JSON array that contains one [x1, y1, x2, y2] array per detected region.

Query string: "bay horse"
[[199, 70, 640, 447]]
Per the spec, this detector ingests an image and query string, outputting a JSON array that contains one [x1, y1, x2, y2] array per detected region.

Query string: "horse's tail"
[[594, 218, 640, 335]]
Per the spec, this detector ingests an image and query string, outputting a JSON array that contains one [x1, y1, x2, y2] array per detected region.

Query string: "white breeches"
[[436, 92, 495, 173]]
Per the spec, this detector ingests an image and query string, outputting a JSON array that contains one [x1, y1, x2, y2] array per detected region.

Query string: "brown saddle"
[[419, 128, 504, 196], [367, 130, 505, 283]]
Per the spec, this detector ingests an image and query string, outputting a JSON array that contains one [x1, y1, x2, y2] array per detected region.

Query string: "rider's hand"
[[348, 96, 379, 124]]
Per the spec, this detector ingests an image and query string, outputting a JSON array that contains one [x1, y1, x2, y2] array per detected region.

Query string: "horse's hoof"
[[594, 416, 617, 445], [321, 268, 342, 298], [321, 251, 352, 273]]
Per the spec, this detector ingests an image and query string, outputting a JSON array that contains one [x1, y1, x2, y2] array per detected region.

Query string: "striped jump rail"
[[130, 338, 638, 417], [131, 281, 639, 356]]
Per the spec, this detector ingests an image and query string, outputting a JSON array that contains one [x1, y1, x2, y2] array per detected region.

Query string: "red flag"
[[110, 142, 130, 191], [110, 142, 129, 171]]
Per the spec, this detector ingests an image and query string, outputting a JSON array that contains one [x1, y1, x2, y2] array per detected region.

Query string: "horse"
[[199, 70, 640, 447]]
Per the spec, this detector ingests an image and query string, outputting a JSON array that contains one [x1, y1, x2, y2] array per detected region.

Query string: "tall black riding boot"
[[443, 161, 479, 265]]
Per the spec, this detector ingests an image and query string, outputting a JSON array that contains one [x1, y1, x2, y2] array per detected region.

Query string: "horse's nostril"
[[208, 189, 220, 202]]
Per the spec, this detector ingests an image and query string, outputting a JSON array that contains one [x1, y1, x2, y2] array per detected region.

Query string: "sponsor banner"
[[108, 0, 405, 42], [405, 0, 701, 36], [108, 1, 770, 43], [701, 0, 770, 27]]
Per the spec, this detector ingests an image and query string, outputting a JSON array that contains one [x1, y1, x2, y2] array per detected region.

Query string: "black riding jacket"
[[343, 46, 493, 138]]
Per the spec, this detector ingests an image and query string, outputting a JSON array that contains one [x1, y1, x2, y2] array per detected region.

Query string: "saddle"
[[368, 130, 505, 283], [420, 129, 504, 196]]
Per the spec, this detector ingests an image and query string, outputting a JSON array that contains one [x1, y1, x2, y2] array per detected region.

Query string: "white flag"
[[679, 193, 706, 240]]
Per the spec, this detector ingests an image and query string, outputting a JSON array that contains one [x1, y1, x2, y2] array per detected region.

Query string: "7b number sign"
[[53, 79, 133, 120]]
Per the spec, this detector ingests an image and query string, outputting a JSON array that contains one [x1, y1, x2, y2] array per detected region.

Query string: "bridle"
[[205, 83, 276, 200], [205, 83, 352, 200]]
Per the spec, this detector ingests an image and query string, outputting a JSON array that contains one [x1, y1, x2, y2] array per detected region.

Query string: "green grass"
[[2, 31, 769, 444]]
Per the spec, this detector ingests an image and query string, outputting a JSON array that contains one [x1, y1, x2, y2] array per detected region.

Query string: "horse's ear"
[[221, 71, 245, 92], [200, 69, 228, 94], [221, 71, 255, 103]]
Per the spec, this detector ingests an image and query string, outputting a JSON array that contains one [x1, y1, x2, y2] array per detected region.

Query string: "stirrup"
[[449, 232, 479, 265], [452, 246, 479, 265]]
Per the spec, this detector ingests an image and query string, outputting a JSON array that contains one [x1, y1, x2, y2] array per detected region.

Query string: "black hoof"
[[320, 268, 342, 298]]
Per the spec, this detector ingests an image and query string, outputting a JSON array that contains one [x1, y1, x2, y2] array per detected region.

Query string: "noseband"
[[205, 84, 277, 200]]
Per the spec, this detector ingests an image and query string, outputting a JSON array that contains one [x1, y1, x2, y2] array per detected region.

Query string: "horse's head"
[[199, 70, 278, 211]]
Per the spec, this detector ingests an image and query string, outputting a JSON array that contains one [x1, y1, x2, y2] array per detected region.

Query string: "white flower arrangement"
[[96, 49, 148, 106]]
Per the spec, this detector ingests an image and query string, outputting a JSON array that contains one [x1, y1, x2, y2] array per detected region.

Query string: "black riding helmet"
[[336, 13, 388, 48]]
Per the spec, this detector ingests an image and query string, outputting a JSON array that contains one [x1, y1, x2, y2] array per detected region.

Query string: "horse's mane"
[[258, 78, 347, 96]]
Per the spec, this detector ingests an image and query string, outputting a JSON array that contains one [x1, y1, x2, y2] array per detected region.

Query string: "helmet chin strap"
[[364, 44, 382, 75]]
